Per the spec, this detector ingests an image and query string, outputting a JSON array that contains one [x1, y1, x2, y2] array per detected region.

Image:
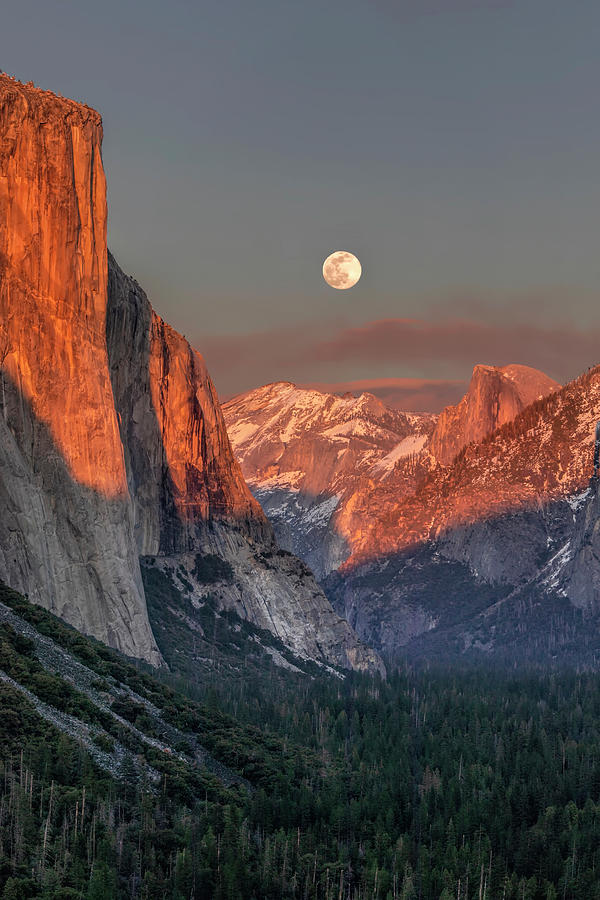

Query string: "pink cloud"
[[196, 310, 598, 412], [309, 318, 600, 382]]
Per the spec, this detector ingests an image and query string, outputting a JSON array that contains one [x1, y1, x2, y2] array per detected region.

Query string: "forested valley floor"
[[1, 584, 600, 899]]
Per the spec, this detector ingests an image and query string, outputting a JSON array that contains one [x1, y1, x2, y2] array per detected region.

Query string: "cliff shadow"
[[105, 251, 269, 559], [324, 487, 600, 668], [0, 366, 160, 663]]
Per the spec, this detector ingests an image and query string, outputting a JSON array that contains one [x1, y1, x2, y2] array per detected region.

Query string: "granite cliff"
[[0, 74, 381, 674], [0, 75, 160, 664], [428, 364, 559, 466]]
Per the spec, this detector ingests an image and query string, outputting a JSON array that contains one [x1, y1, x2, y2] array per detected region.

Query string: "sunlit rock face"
[[0, 75, 125, 495], [0, 74, 161, 664], [0, 75, 380, 675], [429, 364, 560, 466]]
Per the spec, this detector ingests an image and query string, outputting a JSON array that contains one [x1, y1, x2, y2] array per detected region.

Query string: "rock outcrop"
[[0, 74, 381, 674], [0, 75, 161, 664], [564, 480, 600, 611], [429, 364, 559, 466]]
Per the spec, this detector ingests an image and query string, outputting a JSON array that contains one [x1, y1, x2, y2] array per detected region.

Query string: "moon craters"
[[322, 251, 362, 290]]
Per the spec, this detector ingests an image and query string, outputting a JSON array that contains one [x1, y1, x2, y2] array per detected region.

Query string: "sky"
[[3, 0, 600, 410]]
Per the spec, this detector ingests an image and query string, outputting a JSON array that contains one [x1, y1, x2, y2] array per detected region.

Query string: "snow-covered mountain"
[[222, 383, 435, 578], [223, 363, 600, 663], [327, 364, 600, 661], [223, 365, 558, 580]]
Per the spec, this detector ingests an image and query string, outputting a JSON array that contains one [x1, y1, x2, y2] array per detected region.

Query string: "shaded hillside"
[[4, 582, 600, 897], [327, 366, 600, 662]]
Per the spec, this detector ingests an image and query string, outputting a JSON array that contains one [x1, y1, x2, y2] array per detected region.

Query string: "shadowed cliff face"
[[106, 253, 268, 556], [0, 372, 162, 660]]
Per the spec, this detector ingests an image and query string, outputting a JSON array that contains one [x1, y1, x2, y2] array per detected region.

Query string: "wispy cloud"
[[197, 296, 600, 411], [309, 317, 600, 380]]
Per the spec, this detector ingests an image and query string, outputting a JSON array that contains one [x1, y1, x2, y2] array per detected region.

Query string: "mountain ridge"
[[326, 364, 600, 660], [223, 381, 435, 578], [223, 363, 559, 581], [224, 362, 600, 662]]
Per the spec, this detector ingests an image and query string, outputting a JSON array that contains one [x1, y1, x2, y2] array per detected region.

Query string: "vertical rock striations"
[[0, 75, 380, 674], [564, 479, 600, 611], [106, 253, 266, 556], [429, 364, 559, 466], [0, 75, 161, 664]]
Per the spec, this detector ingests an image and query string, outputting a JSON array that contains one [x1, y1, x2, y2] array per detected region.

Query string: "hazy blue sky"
[[4, 0, 600, 406]]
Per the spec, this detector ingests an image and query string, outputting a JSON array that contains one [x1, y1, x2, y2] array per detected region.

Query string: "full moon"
[[322, 250, 362, 290]]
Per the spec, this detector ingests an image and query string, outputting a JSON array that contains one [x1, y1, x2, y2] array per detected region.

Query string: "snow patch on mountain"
[[371, 435, 429, 477], [566, 488, 592, 514], [541, 541, 573, 595], [304, 495, 341, 526]]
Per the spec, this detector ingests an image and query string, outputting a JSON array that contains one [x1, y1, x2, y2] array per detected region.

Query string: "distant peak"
[[470, 362, 560, 394], [430, 361, 559, 466]]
